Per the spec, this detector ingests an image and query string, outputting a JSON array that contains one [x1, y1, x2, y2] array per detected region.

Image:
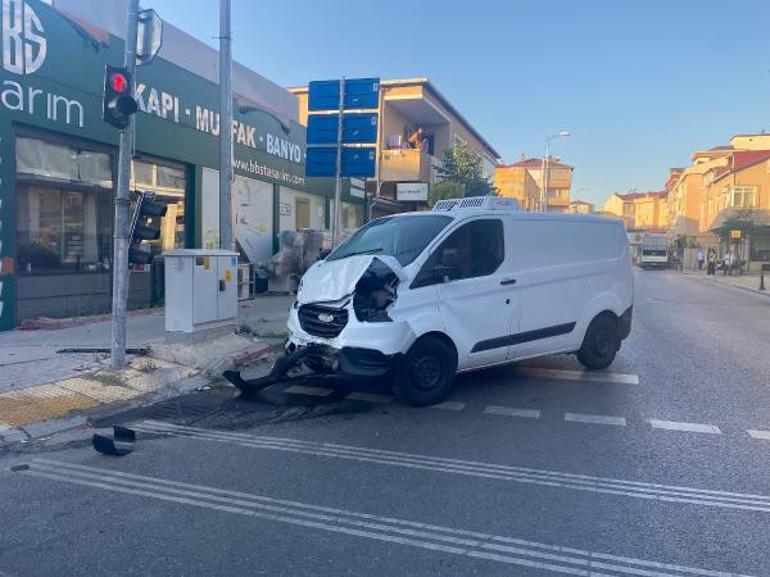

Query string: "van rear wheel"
[[394, 337, 457, 406], [577, 315, 619, 370]]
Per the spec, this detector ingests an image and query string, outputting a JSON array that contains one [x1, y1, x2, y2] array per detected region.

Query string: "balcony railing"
[[380, 148, 437, 183]]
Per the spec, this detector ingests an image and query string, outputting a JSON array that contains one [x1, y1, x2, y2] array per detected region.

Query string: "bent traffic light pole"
[[110, 0, 139, 371]]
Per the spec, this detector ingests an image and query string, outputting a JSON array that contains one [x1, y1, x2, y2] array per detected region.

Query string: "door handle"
[[500, 278, 517, 286]]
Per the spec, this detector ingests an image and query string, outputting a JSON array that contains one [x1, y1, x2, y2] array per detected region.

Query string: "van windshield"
[[327, 214, 452, 266]]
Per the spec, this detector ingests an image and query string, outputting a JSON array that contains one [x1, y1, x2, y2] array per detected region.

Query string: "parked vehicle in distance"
[[286, 197, 634, 405], [639, 233, 669, 269]]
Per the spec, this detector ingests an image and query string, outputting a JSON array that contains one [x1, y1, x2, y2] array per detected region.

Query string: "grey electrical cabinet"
[[163, 249, 239, 333]]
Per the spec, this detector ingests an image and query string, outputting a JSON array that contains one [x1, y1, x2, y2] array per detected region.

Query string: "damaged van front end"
[[286, 254, 414, 380]]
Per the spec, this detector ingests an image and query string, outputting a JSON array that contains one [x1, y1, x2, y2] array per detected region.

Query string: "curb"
[[0, 342, 280, 450], [679, 272, 770, 299]]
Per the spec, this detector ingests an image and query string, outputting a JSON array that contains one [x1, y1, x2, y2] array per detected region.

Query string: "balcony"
[[380, 148, 438, 184]]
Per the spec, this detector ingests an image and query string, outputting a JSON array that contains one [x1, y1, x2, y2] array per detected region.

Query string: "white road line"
[[565, 413, 627, 427], [649, 420, 721, 435], [23, 460, 758, 577], [517, 367, 640, 385], [283, 384, 334, 397], [345, 392, 393, 404], [747, 429, 770, 441], [484, 406, 541, 419], [430, 401, 466, 411], [133, 421, 770, 513]]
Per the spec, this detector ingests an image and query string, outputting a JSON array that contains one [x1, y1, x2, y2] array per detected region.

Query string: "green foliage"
[[435, 143, 497, 198], [429, 180, 466, 206], [717, 210, 759, 243]]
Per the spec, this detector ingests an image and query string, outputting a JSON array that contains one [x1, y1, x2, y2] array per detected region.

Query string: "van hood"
[[296, 255, 407, 304]]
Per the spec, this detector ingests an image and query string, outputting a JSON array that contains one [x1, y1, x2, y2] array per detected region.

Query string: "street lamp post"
[[542, 131, 570, 212]]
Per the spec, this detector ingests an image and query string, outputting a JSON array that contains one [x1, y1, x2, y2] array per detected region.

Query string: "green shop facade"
[[0, 0, 364, 330]]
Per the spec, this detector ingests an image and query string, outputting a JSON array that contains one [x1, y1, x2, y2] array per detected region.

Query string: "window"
[[727, 186, 756, 208], [413, 219, 504, 287], [15, 136, 114, 275], [328, 214, 451, 266], [16, 185, 113, 273], [296, 198, 311, 230], [130, 158, 188, 253]]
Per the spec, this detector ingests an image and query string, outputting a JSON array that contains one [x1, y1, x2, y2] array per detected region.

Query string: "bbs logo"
[[2, 0, 46, 75]]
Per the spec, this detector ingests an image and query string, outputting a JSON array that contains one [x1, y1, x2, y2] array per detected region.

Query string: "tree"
[[429, 180, 466, 206], [435, 142, 497, 198]]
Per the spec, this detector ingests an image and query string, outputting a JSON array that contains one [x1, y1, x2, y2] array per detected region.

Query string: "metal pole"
[[110, 0, 139, 370], [543, 138, 551, 212], [219, 0, 234, 250], [332, 77, 345, 248]]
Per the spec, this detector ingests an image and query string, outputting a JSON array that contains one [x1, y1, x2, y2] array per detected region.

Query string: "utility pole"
[[543, 141, 550, 213], [332, 77, 345, 248], [219, 0, 234, 250], [110, 0, 139, 370]]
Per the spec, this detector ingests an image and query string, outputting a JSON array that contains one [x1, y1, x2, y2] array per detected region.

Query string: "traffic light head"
[[128, 193, 168, 266], [103, 65, 138, 129]]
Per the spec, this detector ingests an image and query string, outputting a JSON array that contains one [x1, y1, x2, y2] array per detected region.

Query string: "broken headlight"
[[353, 258, 399, 322]]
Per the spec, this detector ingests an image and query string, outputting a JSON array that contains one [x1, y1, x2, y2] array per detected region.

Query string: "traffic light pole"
[[110, 0, 139, 370], [219, 0, 234, 251]]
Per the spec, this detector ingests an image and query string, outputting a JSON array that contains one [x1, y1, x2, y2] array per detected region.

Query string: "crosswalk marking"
[[649, 420, 721, 435], [484, 406, 541, 419], [517, 366, 640, 385], [747, 429, 770, 441], [565, 413, 627, 426]]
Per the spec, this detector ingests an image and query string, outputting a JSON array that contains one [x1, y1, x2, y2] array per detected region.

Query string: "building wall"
[[494, 166, 538, 210], [701, 159, 770, 231]]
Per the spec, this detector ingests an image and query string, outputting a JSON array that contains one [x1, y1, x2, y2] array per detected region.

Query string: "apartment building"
[[602, 192, 667, 230], [569, 200, 594, 215], [494, 156, 573, 212], [290, 78, 500, 215]]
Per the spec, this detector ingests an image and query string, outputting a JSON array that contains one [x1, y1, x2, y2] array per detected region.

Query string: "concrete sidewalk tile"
[[0, 385, 100, 427], [56, 377, 141, 403]]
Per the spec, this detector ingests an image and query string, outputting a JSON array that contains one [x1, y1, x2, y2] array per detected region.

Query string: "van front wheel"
[[577, 315, 619, 370], [394, 337, 457, 406]]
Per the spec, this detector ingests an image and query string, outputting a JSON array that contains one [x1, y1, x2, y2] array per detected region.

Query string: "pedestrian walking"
[[707, 249, 716, 275], [697, 249, 705, 271], [722, 251, 734, 276]]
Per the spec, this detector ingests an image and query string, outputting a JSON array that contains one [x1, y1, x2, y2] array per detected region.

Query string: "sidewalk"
[[0, 295, 293, 446], [679, 269, 769, 297]]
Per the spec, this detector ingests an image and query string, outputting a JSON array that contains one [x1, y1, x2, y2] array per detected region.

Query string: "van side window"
[[412, 219, 504, 288]]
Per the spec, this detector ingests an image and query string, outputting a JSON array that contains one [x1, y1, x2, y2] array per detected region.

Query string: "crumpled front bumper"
[[287, 305, 415, 357]]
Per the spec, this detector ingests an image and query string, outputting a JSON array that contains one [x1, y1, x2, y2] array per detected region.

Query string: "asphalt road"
[[2, 270, 770, 577]]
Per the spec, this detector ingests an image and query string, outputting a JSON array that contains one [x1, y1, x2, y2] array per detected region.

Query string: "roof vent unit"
[[433, 196, 520, 212]]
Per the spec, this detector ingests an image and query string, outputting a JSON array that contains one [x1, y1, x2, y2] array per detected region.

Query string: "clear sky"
[[147, 0, 770, 208]]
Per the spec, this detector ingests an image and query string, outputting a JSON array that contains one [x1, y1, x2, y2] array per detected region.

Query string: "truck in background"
[[639, 233, 669, 269]]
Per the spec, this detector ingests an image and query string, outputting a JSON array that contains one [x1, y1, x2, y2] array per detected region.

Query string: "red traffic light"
[[109, 71, 129, 93]]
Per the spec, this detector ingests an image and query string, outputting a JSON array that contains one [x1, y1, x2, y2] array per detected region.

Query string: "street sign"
[[342, 148, 376, 178], [307, 113, 379, 145], [343, 78, 380, 109], [307, 114, 339, 145], [308, 78, 380, 111], [306, 147, 337, 177], [343, 113, 378, 143], [396, 182, 429, 202], [136, 9, 163, 65]]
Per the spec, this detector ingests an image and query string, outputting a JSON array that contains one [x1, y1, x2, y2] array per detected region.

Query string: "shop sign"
[[279, 202, 292, 216], [396, 182, 429, 202], [730, 230, 742, 239]]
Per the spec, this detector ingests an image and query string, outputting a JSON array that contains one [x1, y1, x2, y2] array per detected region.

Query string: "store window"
[[16, 137, 113, 274], [130, 158, 188, 257]]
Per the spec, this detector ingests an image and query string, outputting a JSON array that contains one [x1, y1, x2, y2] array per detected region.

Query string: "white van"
[[286, 197, 634, 405]]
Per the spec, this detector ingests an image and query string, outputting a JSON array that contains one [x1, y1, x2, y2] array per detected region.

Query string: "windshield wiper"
[[337, 247, 383, 258]]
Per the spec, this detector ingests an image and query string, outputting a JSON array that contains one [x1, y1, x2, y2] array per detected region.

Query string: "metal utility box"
[[163, 249, 239, 333]]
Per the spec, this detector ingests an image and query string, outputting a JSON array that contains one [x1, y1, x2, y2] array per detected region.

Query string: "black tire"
[[577, 315, 619, 370], [393, 337, 457, 406]]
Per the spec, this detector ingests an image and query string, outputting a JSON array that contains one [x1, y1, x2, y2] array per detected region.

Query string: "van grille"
[[298, 304, 348, 338]]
